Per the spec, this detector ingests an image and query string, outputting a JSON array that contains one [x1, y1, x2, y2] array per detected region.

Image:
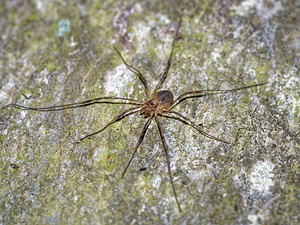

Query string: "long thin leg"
[[152, 17, 182, 95], [0, 96, 143, 111], [114, 46, 149, 98], [155, 115, 182, 212], [162, 111, 230, 144], [121, 116, 152, 178], [80, 106, 143, 141], [171, 82, 267, 109]]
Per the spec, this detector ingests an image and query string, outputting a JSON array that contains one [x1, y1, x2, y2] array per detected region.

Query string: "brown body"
[[142, 90, 174, 117]]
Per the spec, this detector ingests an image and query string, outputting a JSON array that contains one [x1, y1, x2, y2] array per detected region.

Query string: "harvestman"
[[1, 18, 266, 211]]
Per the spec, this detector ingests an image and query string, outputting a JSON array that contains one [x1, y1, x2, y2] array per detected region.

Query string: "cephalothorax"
[[1, 17, 266, 212]]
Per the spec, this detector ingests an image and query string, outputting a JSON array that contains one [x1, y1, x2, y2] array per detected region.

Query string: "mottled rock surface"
[[0, 0, 299, 224]]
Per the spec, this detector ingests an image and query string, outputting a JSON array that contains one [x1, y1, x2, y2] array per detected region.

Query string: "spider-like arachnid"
[[1, 18, 266, 212]]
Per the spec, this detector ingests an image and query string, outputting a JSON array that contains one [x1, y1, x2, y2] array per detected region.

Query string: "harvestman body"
[[1, 17, 266, 212]]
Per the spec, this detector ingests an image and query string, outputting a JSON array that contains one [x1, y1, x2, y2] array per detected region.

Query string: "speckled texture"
[[0, 0, 299, 224]]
